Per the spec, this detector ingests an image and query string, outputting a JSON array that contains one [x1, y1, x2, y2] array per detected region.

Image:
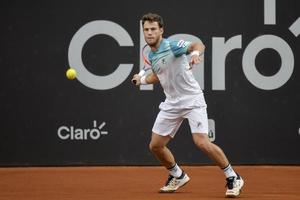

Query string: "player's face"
[[143, 21, 163, 47]]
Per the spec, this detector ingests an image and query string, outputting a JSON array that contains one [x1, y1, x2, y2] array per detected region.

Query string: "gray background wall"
[[0, 0, 299, 166]]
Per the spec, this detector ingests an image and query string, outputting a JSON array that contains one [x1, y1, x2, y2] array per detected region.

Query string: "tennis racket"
[[132, 44, 152, 85]]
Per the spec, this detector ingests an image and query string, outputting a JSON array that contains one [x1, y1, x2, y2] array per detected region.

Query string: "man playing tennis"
[[132, 13, 244, 198]]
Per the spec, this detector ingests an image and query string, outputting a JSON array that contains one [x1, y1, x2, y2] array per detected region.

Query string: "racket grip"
[[132, 70, 146, 85]]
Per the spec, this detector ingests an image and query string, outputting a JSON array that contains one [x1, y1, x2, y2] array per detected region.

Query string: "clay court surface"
[[0, 166, 299, 200]]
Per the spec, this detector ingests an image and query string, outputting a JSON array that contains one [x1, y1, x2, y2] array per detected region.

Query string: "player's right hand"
[[131, 74, 141, 85]]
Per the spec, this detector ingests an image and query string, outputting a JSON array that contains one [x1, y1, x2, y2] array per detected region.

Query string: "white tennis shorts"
[[152, 105, 208, 137]]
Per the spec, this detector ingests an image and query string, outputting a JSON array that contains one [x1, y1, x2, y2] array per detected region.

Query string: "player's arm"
[[132, 72, 159, 86], [187, 42, 205, 66]]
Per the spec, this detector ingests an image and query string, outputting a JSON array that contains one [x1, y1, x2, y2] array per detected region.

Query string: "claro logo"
[[68, 0, 299, 91], [57, 121, 108, 140]]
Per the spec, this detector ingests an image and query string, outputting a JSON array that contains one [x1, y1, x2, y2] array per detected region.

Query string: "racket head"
[[141, 44, 152, 72], [132, 44, 152, 85]]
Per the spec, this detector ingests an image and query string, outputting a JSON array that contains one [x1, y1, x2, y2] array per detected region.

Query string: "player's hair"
[[141, 13, 164, 28]]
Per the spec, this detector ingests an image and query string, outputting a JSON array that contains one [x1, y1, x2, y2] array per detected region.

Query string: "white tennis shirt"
[[148, 38, 206, 112]]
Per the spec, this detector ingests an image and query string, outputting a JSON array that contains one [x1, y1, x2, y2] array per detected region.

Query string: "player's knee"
[[149, 142, 162, 153], [194, 137, 211, 152], [149, 142, 157, 152], [195, 140, 207, 150]]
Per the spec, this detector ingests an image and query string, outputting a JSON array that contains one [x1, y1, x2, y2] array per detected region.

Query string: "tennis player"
[[132, 13, 244, 198]]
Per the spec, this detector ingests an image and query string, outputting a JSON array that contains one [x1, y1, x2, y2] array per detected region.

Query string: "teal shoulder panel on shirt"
[[169, 39, 191, 57], [148, 39, 191, 67]]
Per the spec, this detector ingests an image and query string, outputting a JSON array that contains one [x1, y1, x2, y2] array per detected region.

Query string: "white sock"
[[168, 163, 183, 178], [223, 164, 237, 178]]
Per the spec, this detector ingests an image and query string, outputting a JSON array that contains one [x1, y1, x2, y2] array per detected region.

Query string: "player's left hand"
[[188, 55, 203, 69]]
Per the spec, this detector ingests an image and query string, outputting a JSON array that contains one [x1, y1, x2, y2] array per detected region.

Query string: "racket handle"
[[132, 70, 146, 85]]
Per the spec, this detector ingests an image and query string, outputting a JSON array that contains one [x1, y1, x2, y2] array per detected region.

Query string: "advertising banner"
[[0, 0, 299, 166]]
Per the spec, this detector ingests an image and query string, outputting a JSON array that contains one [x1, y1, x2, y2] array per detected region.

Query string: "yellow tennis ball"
[[66, 68, 76, 80]]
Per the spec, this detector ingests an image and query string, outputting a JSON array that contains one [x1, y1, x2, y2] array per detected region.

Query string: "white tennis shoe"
[[225, 174, 244, 198], [159, 172, 190, 193]]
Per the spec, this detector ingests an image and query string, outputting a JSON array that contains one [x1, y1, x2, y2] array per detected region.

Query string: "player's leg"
[[150, 110, 183, 169], [150, 110, 190, 193], [149, 132, 190, 193], [192, 133, 229, 168], [186, 107, 244, 197], [149, 133, 174, 168], [192, 134, 244, 197]]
